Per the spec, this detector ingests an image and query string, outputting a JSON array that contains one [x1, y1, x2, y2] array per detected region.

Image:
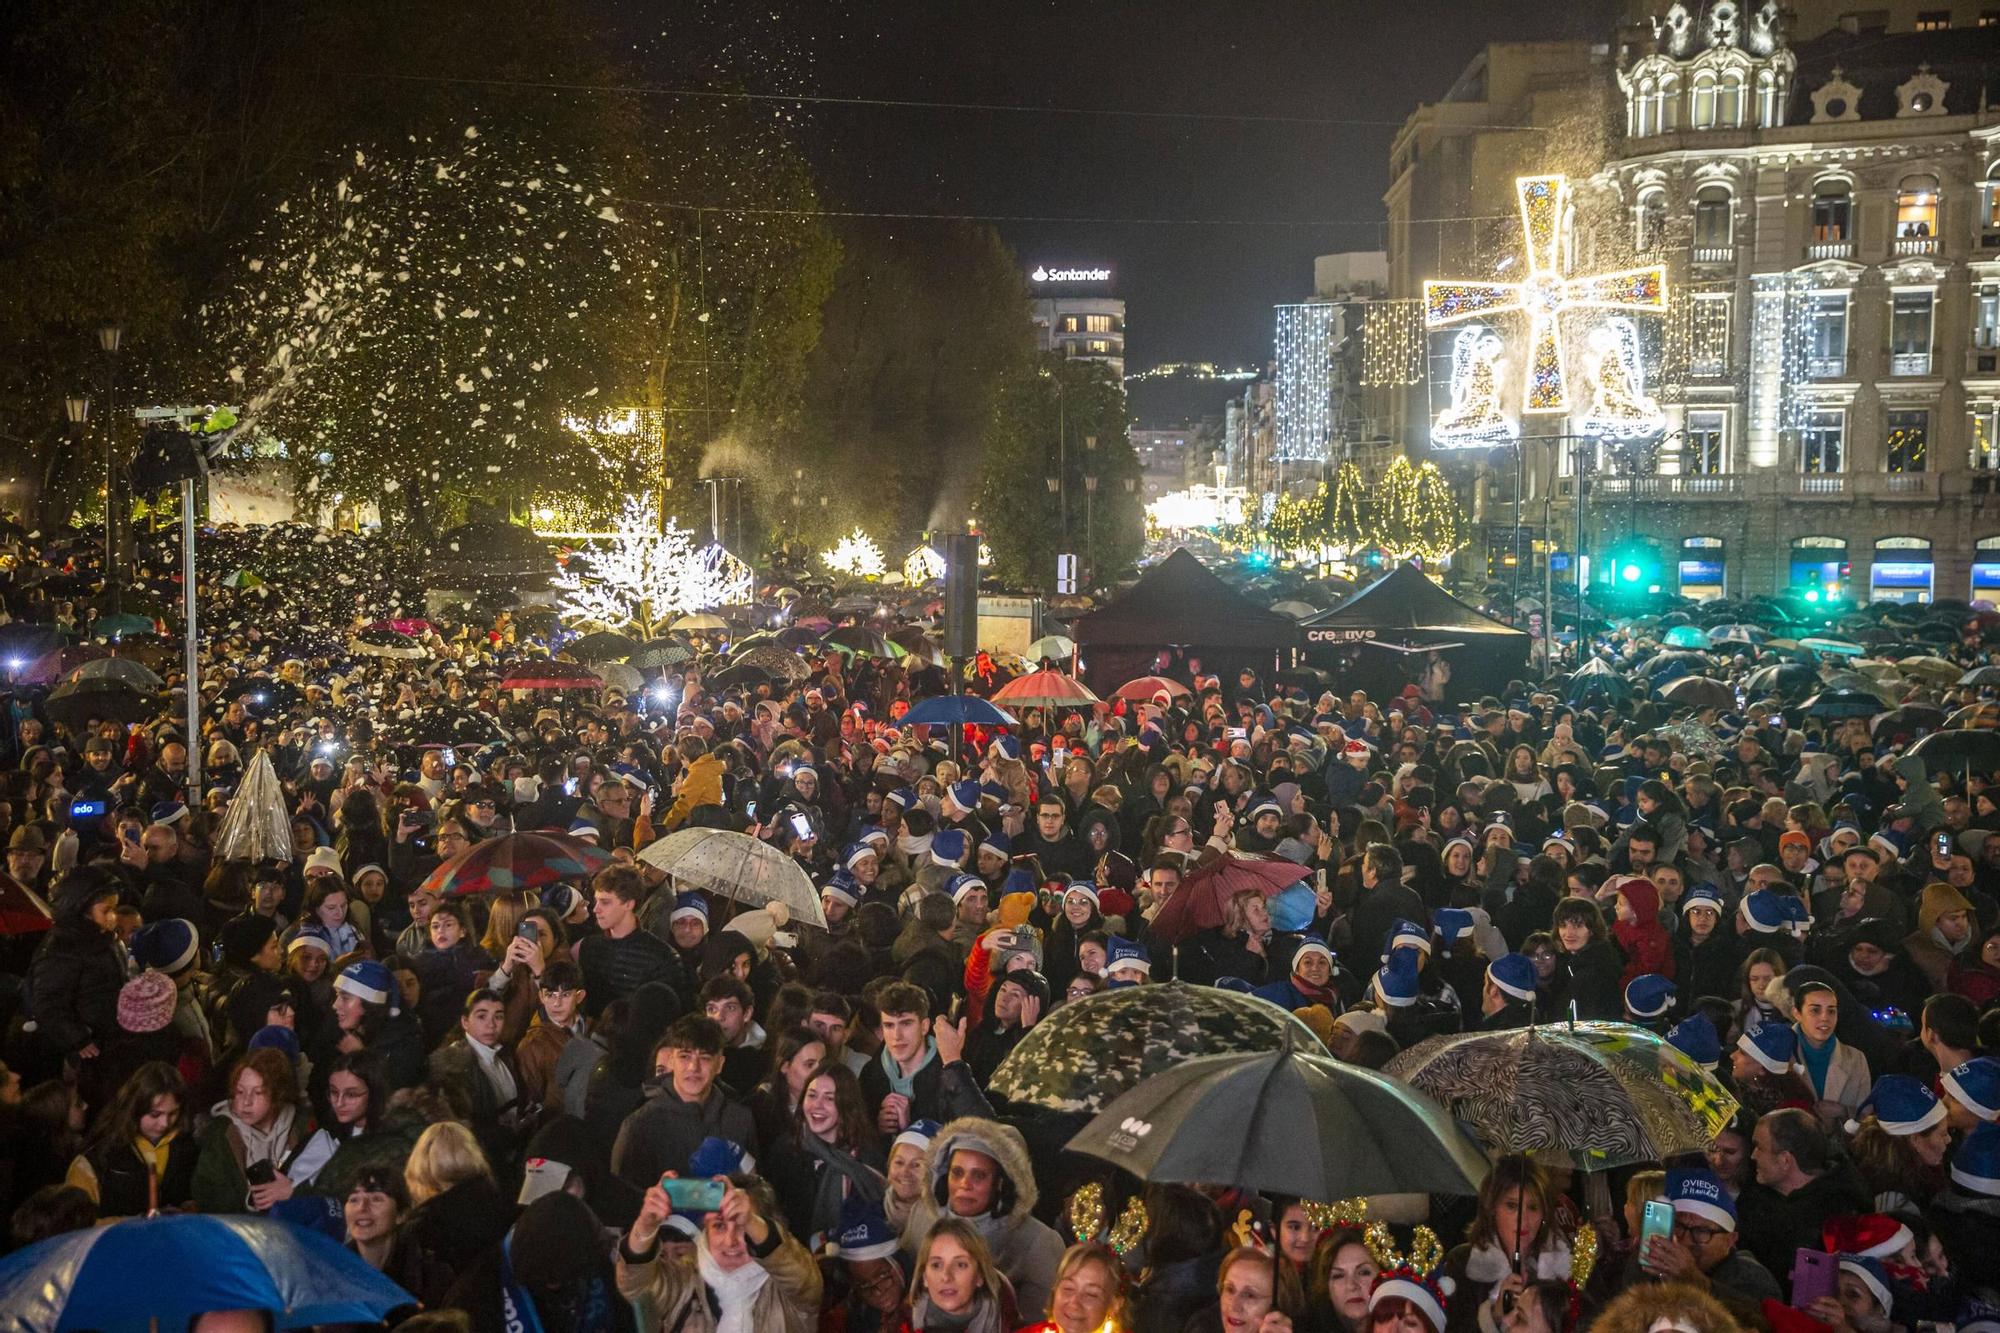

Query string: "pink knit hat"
[[117, 969, 178, 1035]]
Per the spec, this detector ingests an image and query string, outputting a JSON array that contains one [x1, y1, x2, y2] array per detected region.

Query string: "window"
[[1807, 293, 1848, 377], [1686, 411, 1727, 473], [1689, 293, 1731, 376], [1083, 314, 1114, 334], [1896, 175, 1939, 237], [1915, 9, 1951, 28], [1983, 8, 2000, 24], [1886, 409, 1929, 473], [1718, 73, 1745, 127], [1891, 291, 1934, 374], [1971, 405, 2000, 470], [1637, 190, 1667, 250], [1810, 181, 1852, 243], [1801, 410, 1844, 473], [1059, 316, 1080, 333], [1756, 69, 1781, 127], [1692, 73, 1717, 129], [1693, 186, 1732, 247], [1634, 79, 1660, 137], [1982, 173, 2000, 234], [1085, 339, 1112, 355], [1978, 284, 2000, 349]]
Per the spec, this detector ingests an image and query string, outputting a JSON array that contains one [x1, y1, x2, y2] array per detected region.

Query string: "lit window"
[[1690, 294, 1731, 376], [1978, 284, 2000, 349], [1915, 10, 1951, 28], [1801, 410, 1844, 473], [1810, 181, 1852, 243], [1896, 175, 1939, 237], [1982, 8, 2000, 25], [1692, 73, 1717, 129], [1083, 314, 1113, 333], [1686, 411, 1727, 474], [1971, 405, 2000, 470], [1886, 410, 1929, 473]]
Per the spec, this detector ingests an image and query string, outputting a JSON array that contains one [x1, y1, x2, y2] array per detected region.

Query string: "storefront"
[[1870, 535, 1933, 604], [1677, 536, 1726, 602], [1974, 536, 2000, 602], [1788, 536, 1848, 602]]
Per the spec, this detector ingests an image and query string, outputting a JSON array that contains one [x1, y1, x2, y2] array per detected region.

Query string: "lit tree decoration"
[[554, 492, 753, 637], [1577, 317, 1666, 440], [1267, 483, 1329, 558], [1374, 457, 1467, 564], [1425, 174, 1667, 414], [902, 544, 947, 585], [1329, 461, 1370, 552], [1431, 327, 1518, 448], [821, 527, 886, 579]]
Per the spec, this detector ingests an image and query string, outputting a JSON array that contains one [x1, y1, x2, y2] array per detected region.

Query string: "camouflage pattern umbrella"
[[730, 644, 812, 683], [1651, 718, 1726, 759], [1385, 1021, 1738, 1170], [989, 981, 1329, 1116]]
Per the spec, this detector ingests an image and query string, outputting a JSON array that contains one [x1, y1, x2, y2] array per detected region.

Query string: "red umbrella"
[[500, 660, 603, 691], [0, 876, 54, 935], [1146, 853, 1314, 946], [992, 669, 1101, 709], [1113, 675, 1191, 703], [19, 645, 108, 686], [420, 831, 614, 898]]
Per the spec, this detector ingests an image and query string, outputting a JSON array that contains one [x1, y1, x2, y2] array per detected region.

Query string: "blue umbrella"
[[0, 1214, 415, 1332], [900, 694, 1019, 728]]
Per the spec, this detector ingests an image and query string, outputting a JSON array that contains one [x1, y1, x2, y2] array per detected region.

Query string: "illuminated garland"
[[1329, 461, 1369, 551], [1267, 483, 1329, 555], [1374, 457, 1467, 563], [1275, 303, 1339, 461], [1360, 299, 1425, 387], [902, 544, 947, 585]]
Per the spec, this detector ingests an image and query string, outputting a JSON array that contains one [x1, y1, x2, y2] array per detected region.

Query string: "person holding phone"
[[1624, 1168, 1779, 1306], [618, 1171, 822, 1332]]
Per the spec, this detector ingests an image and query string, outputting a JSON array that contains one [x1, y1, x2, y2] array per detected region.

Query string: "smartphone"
[[746, 800, 758, 820], [564, 777, 579, 797], [516, 922, 538, 940], [123, 826, 142, 846], [1226, 727, 1247, 740], [68, 797, 107, 820], [442, 749, 457, 768], [1638, 1199, 1675, 1258], [789, 812, 812, 839], [661, 1177, 726, 1212], [1791, 1248, 1836, 1309], [1937, 831, 1953, 857], [244, 1160, 278, 1188]]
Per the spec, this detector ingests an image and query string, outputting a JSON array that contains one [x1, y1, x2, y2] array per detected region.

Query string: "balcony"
[[1889, 351, 1933, 376], [1878, 471, 1935, 499], [1806, 240, 1854, 261], [1597, 474, 1743, 500], [1893, 235, 1939, 256], [1692, 245, 1736, 266], [1795, 474, 1846, 497], [1807, 355, 1847, 379], [1688, 358, 1729, 379]]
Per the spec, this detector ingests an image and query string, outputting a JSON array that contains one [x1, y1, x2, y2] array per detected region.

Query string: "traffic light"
[[1606, 539, 1661, 594]]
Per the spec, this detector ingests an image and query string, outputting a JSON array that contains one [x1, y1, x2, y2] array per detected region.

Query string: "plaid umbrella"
[[1145, 853, 1314, 946], [989, 981, 1329, 1116], [421, 832, 612, 898], [992, 668, 1100, 710], [501, 660, 602, 691], [1385, 1021, 1739, 1170]]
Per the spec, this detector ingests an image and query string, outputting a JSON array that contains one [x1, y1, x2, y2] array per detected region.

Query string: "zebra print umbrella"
[[1385, 1021, 1738, 1170]]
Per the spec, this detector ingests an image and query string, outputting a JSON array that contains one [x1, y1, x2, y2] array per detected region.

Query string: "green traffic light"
[[1620, 563, 1641, 583], [1804, 589, 1819, 603]]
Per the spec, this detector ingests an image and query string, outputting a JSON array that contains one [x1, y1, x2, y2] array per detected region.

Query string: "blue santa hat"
[[1486, 953, 1537, 1003], [946, 779, 982, 812], [1737, 1022, 1797, 1075], [930, 828, 969, 866], [1952, 1122, 2000, 1197], [857, 824, 891, 849], [150, 801, 189, 827], [689, 1136, 756, 1183], [566, 818, 601, 843], [842, 840, 878, 871], [1680, 884, 1725, 917], [1666, 1013, 1722, 1070], [893, 1119, 942, 1155], [1432, 908, 1476, 954], [979, 830, 1012, 860], [821, 872, 860, 908], [1382, 918, 1431, 959], [1246, 794, 1283, 821], [988, 734, 1022, 760], [130, 918, 199, 975], [884, 787, 918, 812], [1373, 947, 1421, 1008], [1290, 934, 1333, 967], [1846, 1074, 1945, 1137], [334, 959, 396, 1010], [1740, 889, 1811, 936], [1666, 1168, 1736, 1232], [1624, 973, 1676, 1020], [1836, 1255, 1892, 1317], [948, 873, 987, 905], [1002, 866, 1039, 899], [669, 891, 709, 925], [836, 1195, 902, 1262], [1063, 881, 1100, 908], [1106, 936, 1151, 976], [1943, 1057, 2000, 1123]]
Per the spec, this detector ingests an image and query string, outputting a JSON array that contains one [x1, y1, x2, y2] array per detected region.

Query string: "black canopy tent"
[[1299, 564, 1529, 700], [1072, 548, 1298, 691]]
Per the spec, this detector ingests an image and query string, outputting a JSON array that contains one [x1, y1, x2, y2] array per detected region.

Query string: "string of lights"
[[1360, 300, 1425, 387], [1274, 303, 1339, 462]]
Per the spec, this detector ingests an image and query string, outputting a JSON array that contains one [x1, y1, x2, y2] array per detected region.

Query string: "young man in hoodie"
[[610, 1015, 759, 1192]]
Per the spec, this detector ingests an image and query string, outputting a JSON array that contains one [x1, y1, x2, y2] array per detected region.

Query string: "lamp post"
[[95, 322, 124, 617]]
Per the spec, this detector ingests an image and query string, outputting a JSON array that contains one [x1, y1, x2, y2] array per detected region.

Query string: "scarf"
[[879, 1040, 937, 1099], [908, 1291, 1005, 1333], [133, 1131, 176, 1214], [695, 1235, 771, 1333], [500, 1232, 547, 1333], [801, 1132, 886, 1243], [1933, 924, 1972, 957]]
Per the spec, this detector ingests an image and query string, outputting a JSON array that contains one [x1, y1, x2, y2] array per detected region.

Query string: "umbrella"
[[0, 1211, 414, 1332], [1802, 686, 1890, 719], [729, 644, 812, 683], [1800, 636, 1865, 658], [888, 628, 946, 666], [89, 612, 158, 640], [1113, 675, 1192, 703], [43, 678, 154, 734], [1386, 1021, 1739, 1170], [1907, 730, 2000, 777], [69, 656, 164, 691], [1662, 625, 1708, 648], [1898, 655, 1963, 686], [638, 827, 828, 929], [220, 677, 303, 715], [213, 752, 295, 863], [627, 638, 696, 670], [1959, 666, 2000, 688], [220, 568, 265, 589], [18, 645, 108, 685], [595, 662, 645, 694], [1705, 623, 1767, 648], [1636, 649, 1711, 678], [362, 618, 434, 636], [501, 660, 602, 691], [0, 623, 64, 664], [1270, 599, 1320, 619], [988, 981, 1328, 1116], [822, 625, 899, 658], [1567, 658, 1632, 703], [1145, 853, 1314, 946], [567, 630, 641, 662], [1872, 704, 1947, 744], [1027, 634, 1078, 661], [1651, 718, 1726, 758], [421, 831, 612, 898], [672, 612, 731, 632], [992, 669, 1101, 710], [899, 695, 1019, 728], [1657, 676, 1735, 711], [0, 878, 54, 935], [1066, 1033, 1488, 1199], [398, 705, 510, 746], [348, 628, 425, 659], [1948, 703, 2000, 730], [1742, 661, 1817, 701]]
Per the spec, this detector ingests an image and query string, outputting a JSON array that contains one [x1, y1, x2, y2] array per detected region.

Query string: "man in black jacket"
[[579, 865, 685, 1020], [1348, 843, 1427, 970], [609, 1014, 759, 1189], [858, 982, 993, 1134]]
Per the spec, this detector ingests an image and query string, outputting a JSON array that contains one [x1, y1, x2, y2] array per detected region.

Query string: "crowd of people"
[[3, 520, 2000, 1333]]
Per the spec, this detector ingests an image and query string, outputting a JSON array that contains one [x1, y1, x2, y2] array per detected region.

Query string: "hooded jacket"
[[608, 1076, 759, 1192], [27, 876, 129, 1057], [1893, 754, 1946, 832], [1609, 876, 1673, 987], [901, 1116, 1064, 1318]]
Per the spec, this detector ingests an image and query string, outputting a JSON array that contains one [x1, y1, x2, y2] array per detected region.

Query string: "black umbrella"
[[1066, 1033, 1488, 1199], [568, 631, 640, 663], [627, 638, 696, 670], [1908, 730, 2000, 778], [44, 678, 155, 734], [220, 678, 304, 715], [1658, 676, 1735, 711], [1743, 661, 1817, 701], [398, 705, 510, 746], [1873, 704, 1947, 745], [1802, 686, 1890, 719]]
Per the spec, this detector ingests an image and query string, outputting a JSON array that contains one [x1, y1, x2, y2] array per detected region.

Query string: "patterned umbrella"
[[992, 668, 1101, 710], [396, 705, 509, 747], [989, 981, 1328, 1116], [501, 660, 602, 691], [1145, 853, 1314, 946], [637, 827, 827, 928], [70, 656, 164, 691], [421, 832, 612, 898], [627, 638, 696, 670], [1385, 1021, 1739, 1170], [1650, 718, 1726, 759], [731, 644, 812, 682]]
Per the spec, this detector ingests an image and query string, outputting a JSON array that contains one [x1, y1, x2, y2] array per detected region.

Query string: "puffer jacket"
[[27, 874, 129, 1057], [1895, 754, 1946, 832], [661, 752, 727, 832], [901, 1116, 1065, 1319]]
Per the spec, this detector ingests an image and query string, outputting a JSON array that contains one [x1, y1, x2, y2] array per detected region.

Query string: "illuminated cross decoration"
[[1424, 174, 1668, 413]]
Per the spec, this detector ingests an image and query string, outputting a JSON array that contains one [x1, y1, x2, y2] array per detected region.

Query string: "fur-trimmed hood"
[[917, 1115, 1039, 1218], [901, 1115, 1064, 1319]]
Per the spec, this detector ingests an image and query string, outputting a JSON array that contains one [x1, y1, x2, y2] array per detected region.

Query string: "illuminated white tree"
[[555, 492, 753, 637], [902, 544, 946, 585], [822, 527, 886, 579]]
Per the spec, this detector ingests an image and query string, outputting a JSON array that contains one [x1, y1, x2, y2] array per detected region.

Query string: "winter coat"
[[1673, 930, 1742, 1012], [609, 1078, 760, 1191], [1556, 938, 1625, 1021], [857, 1049, 996, 1129], [1894, 755, 1946, 832], [190, 1104, 315, 1214], [901, 1117, 1065, 1319], [1734, 1167, 1872, 1283], [1609, 878, 1673, 987], [27, 884, 128, 1057], [615, 1226, 822, 1333], [65, 1132, 198, 1220], [660, 752, 727, 832], [400, 1173, 515, 1302]]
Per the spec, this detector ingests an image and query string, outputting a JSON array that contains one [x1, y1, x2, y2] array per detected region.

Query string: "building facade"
[[1585, 6, 2000, 602], [1028, 265, 1126, 378]]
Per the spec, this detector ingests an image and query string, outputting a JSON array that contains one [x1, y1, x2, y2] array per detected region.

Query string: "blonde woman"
[[400, 1121, 509, 1293], [905, 1217, 1018, 1333]]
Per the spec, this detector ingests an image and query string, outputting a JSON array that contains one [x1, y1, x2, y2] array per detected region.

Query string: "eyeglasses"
[[1671, 1219, 1724, 1246]]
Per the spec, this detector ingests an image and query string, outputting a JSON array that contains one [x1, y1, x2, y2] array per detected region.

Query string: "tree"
[[553, 492, 751, 638], [1373, 456, 1468, 564]]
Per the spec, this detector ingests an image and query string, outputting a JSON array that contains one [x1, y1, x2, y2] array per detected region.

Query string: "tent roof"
[[1301, 564, 1528, 646], [1074, 548, 1299, 649]]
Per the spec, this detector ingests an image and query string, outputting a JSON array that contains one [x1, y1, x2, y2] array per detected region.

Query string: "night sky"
[[660, 1, 1619, 374]]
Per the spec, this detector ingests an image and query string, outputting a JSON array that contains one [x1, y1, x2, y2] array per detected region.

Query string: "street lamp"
[[95, 322, 124, 616], [64, 396, 90, 428]]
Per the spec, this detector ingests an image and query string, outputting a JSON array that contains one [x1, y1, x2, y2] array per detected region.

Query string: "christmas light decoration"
[[553, 492, 754, 638], [1274, 303, 1338, 461], [1373, 456, 1467, 564], [1431, 326, 1519, 448], [1425, 174, 1669, 413], [821, 527, 886, 579], [902, 544, 947, 585], [1577, 317, 1666, 440], [1360, 300, 1425, 387], [1329, 461, 1369, 552]]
